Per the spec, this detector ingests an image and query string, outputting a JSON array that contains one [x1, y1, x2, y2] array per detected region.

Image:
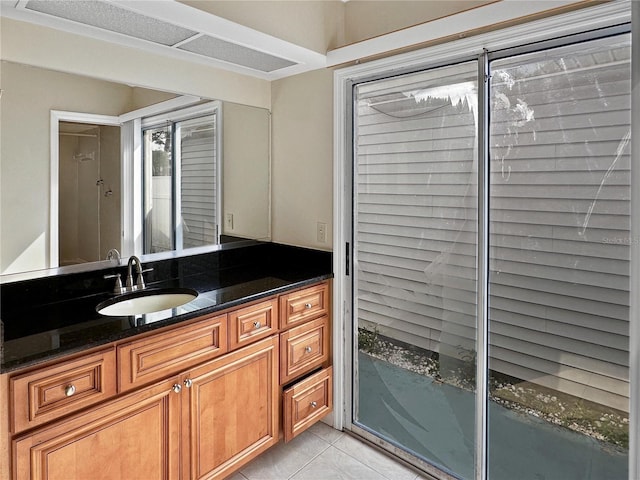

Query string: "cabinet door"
[[13, 378, 181, 480], [182, 336, 279, 480]]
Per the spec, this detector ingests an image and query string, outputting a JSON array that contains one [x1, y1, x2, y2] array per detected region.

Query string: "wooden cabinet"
[[7, 279, 332, 480], [278, 281, 333, 442], [182, 336, 279, 480], [13, 377, 181, 480], [12, 337, 279, 480], [10, 348, 116, 434]]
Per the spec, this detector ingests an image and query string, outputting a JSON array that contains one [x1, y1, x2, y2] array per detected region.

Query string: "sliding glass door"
[[487, 34, 631, 480], [350, 29, 630, 480], [142, 112, 218, 254], [352, 61, 479, 478]]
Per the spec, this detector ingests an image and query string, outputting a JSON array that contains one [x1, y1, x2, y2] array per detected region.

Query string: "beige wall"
[[0, 62, 137, 273], [223, 103, 271, 240], [271, 68, 334, 251]]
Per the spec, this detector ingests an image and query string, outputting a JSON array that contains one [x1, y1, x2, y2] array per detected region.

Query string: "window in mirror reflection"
[[143, 111, 218, 254], [143, 124, 174, 253]]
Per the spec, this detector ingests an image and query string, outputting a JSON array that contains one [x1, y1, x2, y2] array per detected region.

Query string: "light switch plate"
[[317, 222, 327, 243]]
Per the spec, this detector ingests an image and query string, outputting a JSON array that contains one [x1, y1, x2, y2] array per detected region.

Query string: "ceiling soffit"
[[0, 0, 326, 80]]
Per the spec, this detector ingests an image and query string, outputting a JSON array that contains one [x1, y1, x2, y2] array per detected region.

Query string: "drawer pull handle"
[[304, 346, 313, 353], [253, 321, 262, 329], [304, 303, 312, 309], [65, 385, 76, 397], [310, 401, 318, 408], [184, 378, 193, 388], [172, 384, 182, 394]]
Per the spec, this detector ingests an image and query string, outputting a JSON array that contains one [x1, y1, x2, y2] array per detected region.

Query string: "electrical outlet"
[[317, 222, 327, 243], [225, 213, 234, 230]]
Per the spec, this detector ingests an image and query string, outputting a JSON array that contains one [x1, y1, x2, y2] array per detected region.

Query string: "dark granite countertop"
[[1, 243, 332, 373]]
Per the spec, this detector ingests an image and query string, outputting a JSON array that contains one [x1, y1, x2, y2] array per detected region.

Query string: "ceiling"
[[0, 0, 327, 80], [0, 1, 594, 81]]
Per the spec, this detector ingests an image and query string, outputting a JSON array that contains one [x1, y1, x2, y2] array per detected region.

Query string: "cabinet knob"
[[310, 401, 318, 408], [304, 303, 312, 309], [184, 378, 193, 388], [304, 346, 313, 353], [65, 385, 76, 397], [253, 321, 261, 329], [172, 384, 182, 394]]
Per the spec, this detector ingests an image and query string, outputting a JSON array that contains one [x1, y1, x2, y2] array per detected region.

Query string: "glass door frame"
[[332, 3, 635, 480], [140, 101, 222, 254]]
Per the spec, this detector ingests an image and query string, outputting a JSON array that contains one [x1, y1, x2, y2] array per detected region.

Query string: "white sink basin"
[[96, 288, 198, 316]]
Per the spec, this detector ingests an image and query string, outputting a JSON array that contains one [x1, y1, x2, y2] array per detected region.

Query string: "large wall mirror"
[[0, 61, 271, 278]]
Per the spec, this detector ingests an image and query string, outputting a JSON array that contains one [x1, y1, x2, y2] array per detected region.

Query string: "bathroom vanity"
[[0, 242, 333, 480]]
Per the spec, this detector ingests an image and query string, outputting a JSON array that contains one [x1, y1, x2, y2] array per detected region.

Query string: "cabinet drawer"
[[279, 282, 329, 330], [283, 366, 333, 442], [229, 298, 277, 350], [280, 316, 329, 384], [118, 313, 227, 392], [11, 348, 116, 433]]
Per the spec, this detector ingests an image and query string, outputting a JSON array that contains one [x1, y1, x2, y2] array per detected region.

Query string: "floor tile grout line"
[[329, 433, 421, 480], [286, 442, 334, 480], [302, 435, 394, 480], [308, 426, 347, 445], [331, 445, 396, 480], [235, 427, 420, 480], [308, 431, 337, 451], [237, 429, 335, 480]]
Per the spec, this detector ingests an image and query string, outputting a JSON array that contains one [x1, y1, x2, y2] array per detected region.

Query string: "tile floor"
[[227, 422, 429, 480]]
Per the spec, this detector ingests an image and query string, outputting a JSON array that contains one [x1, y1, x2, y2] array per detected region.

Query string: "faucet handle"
[[104, 273, 125, 294], [136, 267, 153, 289]]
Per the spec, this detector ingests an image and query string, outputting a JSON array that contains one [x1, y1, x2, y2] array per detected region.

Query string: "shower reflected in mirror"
[[58, 122, 121, 266]]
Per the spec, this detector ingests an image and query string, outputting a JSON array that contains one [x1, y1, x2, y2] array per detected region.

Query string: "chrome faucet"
[[104, 255, 152, 295], [106, 248, 121, 262], [126, 256, 146, 291]]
